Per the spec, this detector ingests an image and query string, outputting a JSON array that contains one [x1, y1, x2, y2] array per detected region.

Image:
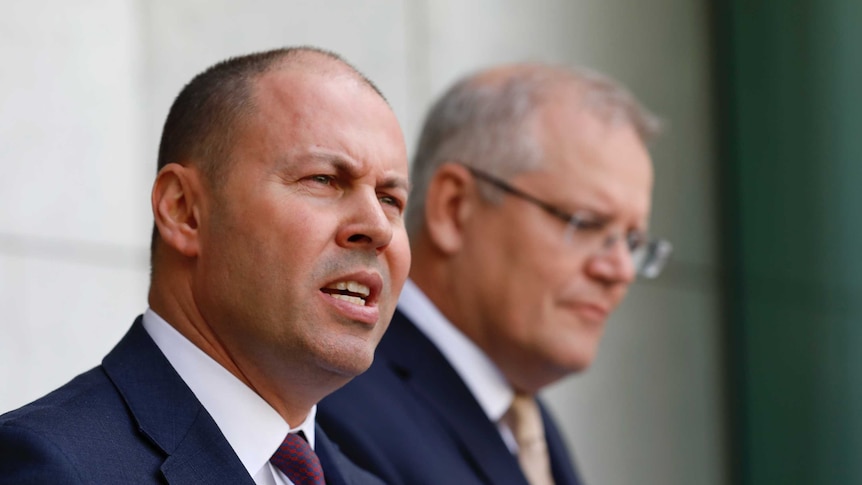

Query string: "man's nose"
[[337, 190, 394, 253]]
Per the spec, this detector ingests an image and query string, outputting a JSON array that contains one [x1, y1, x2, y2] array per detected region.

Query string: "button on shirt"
[[142, 308, 316, 485], [398, 279, 520, 453]]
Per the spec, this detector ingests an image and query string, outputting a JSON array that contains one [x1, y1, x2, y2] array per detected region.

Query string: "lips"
[[564, 299, 612, 324], [319, 272, 384, 325], [320, 270, 383, 306], [321, 280, 371, 306], [566, 300, 611, 323]]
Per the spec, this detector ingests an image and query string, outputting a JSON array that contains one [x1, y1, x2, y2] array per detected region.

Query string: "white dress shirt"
[[142, 308, 316, 485], [397, 279, 519, 453]]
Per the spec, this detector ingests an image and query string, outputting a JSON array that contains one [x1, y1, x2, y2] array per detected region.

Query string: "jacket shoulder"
[[0, 366, 162, 483]]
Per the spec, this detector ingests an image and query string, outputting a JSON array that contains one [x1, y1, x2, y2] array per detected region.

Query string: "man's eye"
[[309, 175, 335, 185], [572, 217, 606, 231], [626, 231, 647, 250], [379, 194, 404, 211]]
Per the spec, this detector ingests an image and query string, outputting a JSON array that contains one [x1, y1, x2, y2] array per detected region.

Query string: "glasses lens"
[[635, 239, 673, 279]]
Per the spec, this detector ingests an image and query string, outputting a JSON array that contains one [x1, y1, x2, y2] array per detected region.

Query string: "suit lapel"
[[102, 318, 255, 485], [315, 425, 351, 485], [539, 401, 583, 485], [380, 311, 529, 485], [159, 412, 256, 484]]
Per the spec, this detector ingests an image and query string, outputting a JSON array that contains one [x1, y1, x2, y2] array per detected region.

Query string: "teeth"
[[347, 281, 370, 296], [332, 294, 366, 306], [329, 281, 370, 297]]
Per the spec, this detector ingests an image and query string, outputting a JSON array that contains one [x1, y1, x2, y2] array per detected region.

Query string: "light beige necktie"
[[505, 393, 555, 485]]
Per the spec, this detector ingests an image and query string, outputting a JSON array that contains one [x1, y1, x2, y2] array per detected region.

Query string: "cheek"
[[524, 256, 593, 339], [545, 246, 591, 290], [513, 249, 574, 307], [505, 213, 575, 286], [388, 231, 412, 283]]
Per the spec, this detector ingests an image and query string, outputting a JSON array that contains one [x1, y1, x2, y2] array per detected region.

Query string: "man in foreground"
[[0, 46, 410, 485], [319, 63, 672, 485]]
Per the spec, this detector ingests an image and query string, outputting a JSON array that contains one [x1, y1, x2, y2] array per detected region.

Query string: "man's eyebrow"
[[303, 154, 353, 171], [324, 156, 410, 192], [292, 154, 360, 176], [379, 175, 411, 192]]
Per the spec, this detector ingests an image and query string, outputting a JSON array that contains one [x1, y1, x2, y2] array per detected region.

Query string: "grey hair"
[[405, 63, 661, 237]]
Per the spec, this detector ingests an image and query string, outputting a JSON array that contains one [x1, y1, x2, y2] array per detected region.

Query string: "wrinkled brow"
[[323, 157, 409, 192]]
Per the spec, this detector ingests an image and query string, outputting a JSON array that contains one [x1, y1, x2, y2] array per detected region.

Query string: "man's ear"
[[423, 162, 477, 255], [151, 163, 204, 257]]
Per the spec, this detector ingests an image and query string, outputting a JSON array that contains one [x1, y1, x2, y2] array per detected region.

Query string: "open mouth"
[[321, 281, 371, 306]]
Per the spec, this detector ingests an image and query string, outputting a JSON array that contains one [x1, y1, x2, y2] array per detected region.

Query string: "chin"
[[553, 342, 600, 374], [318, 345, 376, 378]]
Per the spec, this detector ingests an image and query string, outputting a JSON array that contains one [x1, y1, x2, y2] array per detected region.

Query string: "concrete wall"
[[0, 2, 723, 484]]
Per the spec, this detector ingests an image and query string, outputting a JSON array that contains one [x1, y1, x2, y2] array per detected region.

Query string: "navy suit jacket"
[[0, 317, 384, 485], [318, 310, 584, 485]]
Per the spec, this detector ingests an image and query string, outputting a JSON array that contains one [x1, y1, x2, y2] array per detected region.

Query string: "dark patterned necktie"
[[270, 432, 325, 485]]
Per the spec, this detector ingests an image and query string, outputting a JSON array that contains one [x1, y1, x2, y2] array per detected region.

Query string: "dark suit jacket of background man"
[[318, 310, 584, 485], [0, 317, 383, 485]]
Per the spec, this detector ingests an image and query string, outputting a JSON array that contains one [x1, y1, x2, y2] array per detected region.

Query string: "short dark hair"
[[150, 46, 384, 257]]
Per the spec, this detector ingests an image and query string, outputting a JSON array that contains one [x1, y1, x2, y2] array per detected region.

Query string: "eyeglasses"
[[464, 165, 672, 279]]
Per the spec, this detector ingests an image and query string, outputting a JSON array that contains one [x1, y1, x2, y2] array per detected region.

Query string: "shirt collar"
[[398, 279, 514, 422], [142, 308, 316, 478]]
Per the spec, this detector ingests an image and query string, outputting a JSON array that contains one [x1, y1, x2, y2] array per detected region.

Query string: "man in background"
[[0, 46, 410, 485], [319, 63, 672, 485]]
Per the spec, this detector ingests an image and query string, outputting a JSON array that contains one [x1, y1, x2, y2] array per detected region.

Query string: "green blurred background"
[[716, 1, 862, 483]]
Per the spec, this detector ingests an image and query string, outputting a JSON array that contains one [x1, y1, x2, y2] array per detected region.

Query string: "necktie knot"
[[270, 432, 325, 485], [505, 394, 554, 485]]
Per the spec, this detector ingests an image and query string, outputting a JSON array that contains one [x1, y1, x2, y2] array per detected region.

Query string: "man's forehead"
[[251, 70, 384, 128], [270, 50, 354, 76], [256, 56, 368, 95], [242, 74, 407, 176], [527, 112, 653, 212]]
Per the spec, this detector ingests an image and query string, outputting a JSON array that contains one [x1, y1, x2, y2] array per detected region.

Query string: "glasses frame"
[[461, 163, 672, 278], [464, 165, 594, 229]]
